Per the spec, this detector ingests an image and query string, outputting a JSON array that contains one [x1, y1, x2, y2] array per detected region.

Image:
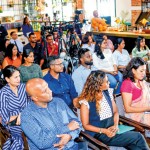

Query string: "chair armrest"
[[119, 116, 145, 132], [79, 130, 109, 150], [120, 116, 150, 130]]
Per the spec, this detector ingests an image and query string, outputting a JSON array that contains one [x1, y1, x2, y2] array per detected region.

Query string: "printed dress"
[[0, 83, 29, 150]]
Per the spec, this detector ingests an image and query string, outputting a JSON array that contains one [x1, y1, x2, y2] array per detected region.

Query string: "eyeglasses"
[[51, 63, 63, 66]]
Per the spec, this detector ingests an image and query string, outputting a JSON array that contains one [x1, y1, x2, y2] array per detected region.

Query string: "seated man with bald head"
[[21, 78, 81, 150]]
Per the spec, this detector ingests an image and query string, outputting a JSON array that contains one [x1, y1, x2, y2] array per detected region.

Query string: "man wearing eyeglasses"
[[43, 56, 78, 109]]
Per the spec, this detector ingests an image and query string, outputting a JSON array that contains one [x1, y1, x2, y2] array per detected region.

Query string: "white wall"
[[116, 0, 141, 23]]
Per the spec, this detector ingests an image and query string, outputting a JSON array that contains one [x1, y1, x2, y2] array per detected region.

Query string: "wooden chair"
[[0, 122, 109, 150], [0, 123, 29, 150], [0, 123, 11, 149], [115, 94, 150, 144], [42, 68, 49, 77], [146, 63, 150, 82]]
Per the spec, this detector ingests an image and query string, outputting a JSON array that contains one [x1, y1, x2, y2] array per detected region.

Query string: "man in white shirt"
[[10, 31, 23, 53]]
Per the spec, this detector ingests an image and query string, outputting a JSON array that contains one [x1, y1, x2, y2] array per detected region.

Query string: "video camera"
[[41, 25, 53, 31]]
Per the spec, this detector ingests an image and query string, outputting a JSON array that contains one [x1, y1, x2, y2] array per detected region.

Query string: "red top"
[[47, 42, 59, 56], [121, 79, 142, 101]]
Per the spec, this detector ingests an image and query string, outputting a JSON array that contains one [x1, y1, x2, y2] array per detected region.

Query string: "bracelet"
[[99, 128, 102, 134]]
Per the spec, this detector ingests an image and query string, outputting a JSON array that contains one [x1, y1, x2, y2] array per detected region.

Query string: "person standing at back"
[[22, 17, 33, 38], [0, 19, 8, 51]]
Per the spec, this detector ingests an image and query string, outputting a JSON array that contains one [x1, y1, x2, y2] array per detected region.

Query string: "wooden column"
[[131, 0, 142, 26]]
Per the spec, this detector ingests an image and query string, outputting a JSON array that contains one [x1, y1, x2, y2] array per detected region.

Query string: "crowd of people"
[[0, 16, 150, 150]]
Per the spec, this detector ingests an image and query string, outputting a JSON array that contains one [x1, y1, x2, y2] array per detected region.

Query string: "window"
[[84, 0, 115, 25]]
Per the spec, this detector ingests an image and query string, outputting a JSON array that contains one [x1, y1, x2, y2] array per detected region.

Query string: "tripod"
[[41, 30, 49, 69]]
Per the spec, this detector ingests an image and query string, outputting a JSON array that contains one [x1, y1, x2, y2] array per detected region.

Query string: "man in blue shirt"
[[21, 78, 81, 150], [23, 32, 44, 67], [72, 48, 97, 96], [43, 56, 78, 109]]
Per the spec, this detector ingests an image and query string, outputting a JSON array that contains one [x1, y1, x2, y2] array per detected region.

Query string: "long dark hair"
[[23, 17, 31, 26], [5, 43, 20, 60], [114, 38, 124, 50], [78, 70, 106, 112], [3, 65, 20, 79], [95, 38, 105, 59], [123, 57, 146, 82], [0, 39, 10, 52], [22, 49, 34, 64], [136, 36, 146, 52]]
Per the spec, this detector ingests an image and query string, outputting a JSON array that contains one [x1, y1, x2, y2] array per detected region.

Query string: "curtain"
[[98, 0, 115, 17]]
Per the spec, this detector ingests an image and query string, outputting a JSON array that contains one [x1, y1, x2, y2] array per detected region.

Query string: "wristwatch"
[[99, 128, 102, 134]]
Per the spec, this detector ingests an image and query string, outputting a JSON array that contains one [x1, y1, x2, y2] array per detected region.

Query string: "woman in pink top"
[[121, 57, 150, 125]]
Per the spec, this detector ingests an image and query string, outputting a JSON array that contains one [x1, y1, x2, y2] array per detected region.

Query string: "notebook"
[[117, 125, 135, 134]]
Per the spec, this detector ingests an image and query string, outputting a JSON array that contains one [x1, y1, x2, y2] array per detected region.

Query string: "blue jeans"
[[107, 71, 123, 94], [94, 117, 149, 150]]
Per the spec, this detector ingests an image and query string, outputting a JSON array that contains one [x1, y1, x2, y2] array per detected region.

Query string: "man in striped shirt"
[[21, 78, 81, 150]]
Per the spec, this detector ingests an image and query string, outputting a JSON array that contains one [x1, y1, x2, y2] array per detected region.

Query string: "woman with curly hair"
[[77, 70, 148, 149], [121, 57, 150, 125]]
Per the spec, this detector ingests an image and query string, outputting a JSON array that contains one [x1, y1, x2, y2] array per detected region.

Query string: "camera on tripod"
[[41, 25, 53, 31]]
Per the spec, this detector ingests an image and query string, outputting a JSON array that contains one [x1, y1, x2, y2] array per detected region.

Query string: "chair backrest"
[[115, 95, 125, 117], [146, 63, 150, 82], [42, 68, 49, 77]]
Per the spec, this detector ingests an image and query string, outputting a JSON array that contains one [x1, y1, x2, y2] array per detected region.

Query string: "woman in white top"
[[113, 38, 131, 72], [93, 39, 123, 94], [82, 34, 95, 54]]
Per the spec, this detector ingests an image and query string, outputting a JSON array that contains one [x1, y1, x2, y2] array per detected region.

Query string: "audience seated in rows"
[[43, 56, 78, 109], [132, 36, 150, 61], [93, 38, 123, 94], [72, 48, 97, 96], [23, 32, 44, 68], [113, 38, 131, 73], [121, 57, 150, 126], [102, 34, 114, 52], [19, 49, 43, 83], [0, 65, 30, 149], [2, 43, 22, 69], [76, 70, 149, 149], [46, 34, 59, 56], [0, 39, 10, 69], [21, 78, 81, 150], [10, 31, 24, 53]]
